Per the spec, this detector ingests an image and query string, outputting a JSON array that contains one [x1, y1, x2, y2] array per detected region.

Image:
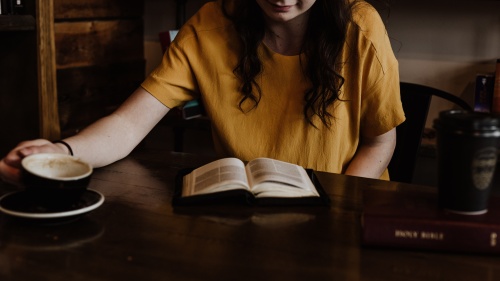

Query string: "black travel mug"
[[434, 110, 500, 215]]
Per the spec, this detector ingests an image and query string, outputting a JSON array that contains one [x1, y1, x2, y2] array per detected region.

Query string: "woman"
[[0, 0, 404, 185]]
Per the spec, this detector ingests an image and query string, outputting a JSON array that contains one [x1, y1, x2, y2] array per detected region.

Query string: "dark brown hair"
[[222, 0, 390, 127]]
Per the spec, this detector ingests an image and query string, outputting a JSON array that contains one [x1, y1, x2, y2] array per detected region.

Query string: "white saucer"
[[0, 189, 104, 220]]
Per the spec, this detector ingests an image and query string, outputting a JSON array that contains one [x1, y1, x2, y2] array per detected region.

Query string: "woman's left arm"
[[345, 128, 396, 179]]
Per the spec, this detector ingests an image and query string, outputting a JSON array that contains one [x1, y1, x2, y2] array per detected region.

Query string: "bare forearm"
[[63, 114, 144, 167], [345, 128, 396, 179], [0, 87, 169, 186], [63, 87, 170, 167]]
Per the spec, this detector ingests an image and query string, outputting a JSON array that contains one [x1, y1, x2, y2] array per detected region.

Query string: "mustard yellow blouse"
[[141, 1, 405, 179]]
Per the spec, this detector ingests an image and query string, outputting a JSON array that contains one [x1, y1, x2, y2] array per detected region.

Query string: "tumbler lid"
[[434, 110, 500, 135]]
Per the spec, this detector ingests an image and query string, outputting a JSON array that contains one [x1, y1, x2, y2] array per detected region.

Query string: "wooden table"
[[1, 146, 499, 281]]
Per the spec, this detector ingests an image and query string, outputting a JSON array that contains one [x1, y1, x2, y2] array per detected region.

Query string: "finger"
[[4, 139, 52, 158], [0, 159, 22, 186], [3, 151, 24, 169], [3, 139, 54, 168], [18, 143, 67, 158], [12, 139, 53, 152]]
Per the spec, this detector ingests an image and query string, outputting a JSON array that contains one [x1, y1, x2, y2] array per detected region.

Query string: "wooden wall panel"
[[54, 19, 144, 69], [54, 0, 143, 19], [53, 0, 145, 137], [57, 60, 145, 136]]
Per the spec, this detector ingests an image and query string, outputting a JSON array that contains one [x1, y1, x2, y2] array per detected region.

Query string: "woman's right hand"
[[0, 139, 69, 186]]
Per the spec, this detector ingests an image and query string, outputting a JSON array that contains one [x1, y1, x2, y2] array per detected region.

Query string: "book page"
[[182, 158, 251, 197], [245, 158, 320, 198]]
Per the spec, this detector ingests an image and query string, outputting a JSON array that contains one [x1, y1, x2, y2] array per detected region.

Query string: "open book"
[[173, 157, 330, 206]]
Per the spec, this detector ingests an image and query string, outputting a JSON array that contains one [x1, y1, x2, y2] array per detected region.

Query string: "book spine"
[[13, 0, 24, 15], [4, 0, 13, 14], [362, 215, 500, 254], [491, 59, 500, 113], [474, 74, 495, 113], [0, 0, 7, 15]]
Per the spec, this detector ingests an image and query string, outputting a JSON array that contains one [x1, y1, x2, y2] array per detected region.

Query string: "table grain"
[[1, 147, 499, 281]]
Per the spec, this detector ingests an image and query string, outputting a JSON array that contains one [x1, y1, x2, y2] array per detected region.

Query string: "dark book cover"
[[474, 74, 495, 113], [493, 59, 500, 113], [172, 168, 330, 207], [361, 188, 500, 254], [0, 0, 23, 15], [0, 0, 8, 15]]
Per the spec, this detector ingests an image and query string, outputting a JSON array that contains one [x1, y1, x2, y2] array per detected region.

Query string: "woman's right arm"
[[0, 87, 170, 186]]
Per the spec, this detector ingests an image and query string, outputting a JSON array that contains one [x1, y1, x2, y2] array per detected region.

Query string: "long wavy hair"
[[221, 0, 389, 127]]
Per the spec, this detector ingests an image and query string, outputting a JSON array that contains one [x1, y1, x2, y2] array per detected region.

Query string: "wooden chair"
[[388, 82, 473, 183]]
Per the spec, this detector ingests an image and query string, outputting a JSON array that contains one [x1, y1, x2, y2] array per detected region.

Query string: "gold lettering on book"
[[491, 233, 497, 247], [395, 230, 418, 238], [394, 230, 444, 240], [420, 231, 444, 240]]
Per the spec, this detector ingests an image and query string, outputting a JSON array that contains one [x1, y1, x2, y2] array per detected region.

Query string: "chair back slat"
[[388, 82, 472, 183]]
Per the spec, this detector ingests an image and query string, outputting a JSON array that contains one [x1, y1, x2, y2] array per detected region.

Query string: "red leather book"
[[361, 188, 500, 254]]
